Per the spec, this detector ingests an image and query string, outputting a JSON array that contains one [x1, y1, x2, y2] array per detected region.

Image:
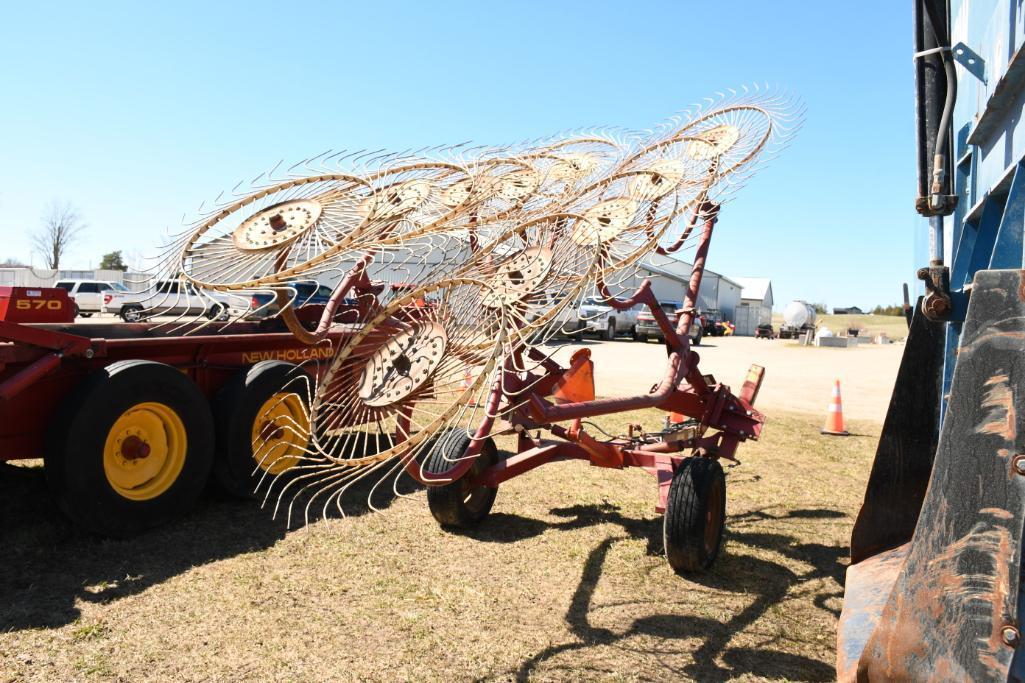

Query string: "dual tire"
[[213, 361, 310, 499], [45, 360, 215, 537], [44, 360, 306, 536]]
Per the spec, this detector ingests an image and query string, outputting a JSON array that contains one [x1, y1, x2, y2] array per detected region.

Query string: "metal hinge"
[[953, 42, 987, 84]]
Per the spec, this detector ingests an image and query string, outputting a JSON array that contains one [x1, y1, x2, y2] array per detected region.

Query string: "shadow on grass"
[[0, 463, 415, 632], [463, 503, 843, 682]]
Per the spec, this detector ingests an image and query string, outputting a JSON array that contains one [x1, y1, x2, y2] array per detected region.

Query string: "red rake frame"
[[421, 202, 766, 513]]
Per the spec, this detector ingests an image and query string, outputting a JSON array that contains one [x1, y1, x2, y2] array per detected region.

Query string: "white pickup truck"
[[574, 295, 642, 341], [102, 280, 239, 322], [54, 279, 127, 317], [520, 291, 582, 340]]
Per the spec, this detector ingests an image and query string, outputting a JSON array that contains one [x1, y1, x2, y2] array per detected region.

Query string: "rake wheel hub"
[[686, 124, 741, 160], [357, 322, 448, 407], [573, 198, 639, 245], [548, 152, 598, 182], [495, 169, 541, 201], [360, 180, 434, 220], [232, 199, 323, 251], [440, 177, 475, 208], [482, 246, 554, 308], [627, 159, 687, 200]]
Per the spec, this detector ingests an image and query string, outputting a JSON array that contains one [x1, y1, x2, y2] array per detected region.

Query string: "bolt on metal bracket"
[[953, 42, 987, 84], [917, 265, 952, 321]]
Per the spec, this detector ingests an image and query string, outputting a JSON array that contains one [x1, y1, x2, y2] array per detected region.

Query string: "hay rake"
[[157, 86, 801, 572]]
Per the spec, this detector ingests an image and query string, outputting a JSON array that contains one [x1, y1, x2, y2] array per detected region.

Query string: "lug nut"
[[1003, 626, 1020, 647]]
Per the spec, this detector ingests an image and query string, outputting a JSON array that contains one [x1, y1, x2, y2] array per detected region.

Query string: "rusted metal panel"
[[836, 544, 909, 682], [849, 299, 945, 563], [846, 270, 1025, 681]]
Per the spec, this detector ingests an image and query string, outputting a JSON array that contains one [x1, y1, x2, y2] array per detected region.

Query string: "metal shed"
[[631, 257, 742, 320], [733, 277, 774, 336]]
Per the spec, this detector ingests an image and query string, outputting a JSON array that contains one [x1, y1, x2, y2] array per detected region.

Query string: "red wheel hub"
[[121, 435, 151, 460]]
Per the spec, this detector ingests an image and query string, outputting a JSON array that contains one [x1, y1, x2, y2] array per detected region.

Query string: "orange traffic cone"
[[821, 379, 849, 436]]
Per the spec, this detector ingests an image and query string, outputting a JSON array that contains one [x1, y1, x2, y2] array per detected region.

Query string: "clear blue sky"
[[0, 1, 917, 310]]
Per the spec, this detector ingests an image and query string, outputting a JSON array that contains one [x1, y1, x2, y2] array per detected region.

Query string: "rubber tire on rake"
[[664, 456, 726, 573], [424, 429, 499, 528]]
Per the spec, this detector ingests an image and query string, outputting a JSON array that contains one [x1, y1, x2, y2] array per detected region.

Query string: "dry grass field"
[[771, 312, 908, 341], [0, 409, 878, 682]]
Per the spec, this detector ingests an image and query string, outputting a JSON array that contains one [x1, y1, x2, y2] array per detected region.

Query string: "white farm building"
[[612, 256, 743, 321], [733, 277, 774, 336]]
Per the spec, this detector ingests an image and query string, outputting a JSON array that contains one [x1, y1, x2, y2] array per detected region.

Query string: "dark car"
[[755, 323, 775, 339], [247, 281, 357, 321]]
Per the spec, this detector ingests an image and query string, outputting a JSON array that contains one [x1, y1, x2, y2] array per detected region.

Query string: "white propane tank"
[[783, 300, 817, 328]]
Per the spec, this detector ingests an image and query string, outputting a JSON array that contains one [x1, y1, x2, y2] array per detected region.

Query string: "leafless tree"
[[32, 200, 86, 269]]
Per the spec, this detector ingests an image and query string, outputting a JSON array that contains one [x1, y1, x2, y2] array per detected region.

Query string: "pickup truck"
[[54, 279, 127, 317], [575, 295, 641, 341], [635, 300, 703, 345], [103, 280, 241, 322], [521, 291, 581, 340]]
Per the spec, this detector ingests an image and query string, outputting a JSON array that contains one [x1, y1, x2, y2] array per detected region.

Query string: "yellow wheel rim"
[[103, 401, 187, 501], [251, 392, 308, 475]]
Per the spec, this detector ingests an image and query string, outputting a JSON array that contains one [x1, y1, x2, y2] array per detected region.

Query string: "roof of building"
[[734, 277, 773, 301], [638, 261, 687, 283], [639, 257, 743, 289]]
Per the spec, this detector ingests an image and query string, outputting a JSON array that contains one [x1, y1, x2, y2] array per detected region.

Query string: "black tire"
[[664, 457, 726, 573], [629, 325, 638, 341], [205, 304, 230, 321], [73, 303, 80, 318], [691, 326, 703, 346], [44, 360, 215, 537], [121, 304, 144, 322], [603, 320, 616, 341], [424, 430, 499, 527], [213, 361, 311, 499], [80, 311, 92, 318], [637, 334, 648, 343]]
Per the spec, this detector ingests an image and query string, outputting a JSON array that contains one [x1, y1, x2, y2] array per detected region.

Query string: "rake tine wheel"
[[177, 174, 377, 290], [264, 278, 510, 523], [150, 86, 806, 526]]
